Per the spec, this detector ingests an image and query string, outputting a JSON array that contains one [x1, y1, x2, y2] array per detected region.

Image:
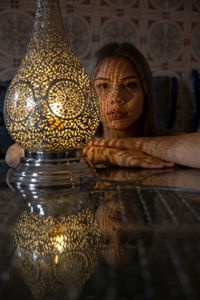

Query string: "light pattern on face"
[[94, 56, 144, 137]]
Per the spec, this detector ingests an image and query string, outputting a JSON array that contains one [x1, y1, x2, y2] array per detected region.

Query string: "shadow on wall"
[[153, 76, 178, 132], [190, 70, 200, 132], [153, 72, 199, 134]]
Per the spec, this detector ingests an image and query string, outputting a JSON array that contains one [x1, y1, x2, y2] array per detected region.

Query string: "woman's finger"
[[89, 139, 123, 148]]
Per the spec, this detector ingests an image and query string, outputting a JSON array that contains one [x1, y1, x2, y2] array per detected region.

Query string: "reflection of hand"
[[142, 168, 200, 190], [96, 167, 174, 185], [96, 167, 200, 191], [83, 144, 174, 169]]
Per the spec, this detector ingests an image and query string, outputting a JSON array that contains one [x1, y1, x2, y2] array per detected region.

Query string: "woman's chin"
[[107, 121, 134, 131]]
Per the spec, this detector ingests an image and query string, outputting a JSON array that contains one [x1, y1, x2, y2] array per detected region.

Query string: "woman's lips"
[[107, 111, 127, 120]]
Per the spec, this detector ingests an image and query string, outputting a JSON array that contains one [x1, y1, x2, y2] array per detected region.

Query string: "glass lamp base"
[[7, 151, 95, 190]]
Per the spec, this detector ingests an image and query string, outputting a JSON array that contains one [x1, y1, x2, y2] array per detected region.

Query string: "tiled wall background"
[[0, 0, 200, 131]]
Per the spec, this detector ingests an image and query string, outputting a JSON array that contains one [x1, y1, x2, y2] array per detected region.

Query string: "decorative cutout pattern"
[[63, 16, 90, 58], [64, 0, 84, 3], [0, 10, 33, 57], [151, 0, 184, 9], [192, 24, 200, 60], [192, 0, 200, 11], [12, 208, 101, 299], [4, 0, 99, 152], [149, 21, 182, 60], [0, 0, 200, 132], [105, 0, 136, 6], [103, 19, 137, 44]]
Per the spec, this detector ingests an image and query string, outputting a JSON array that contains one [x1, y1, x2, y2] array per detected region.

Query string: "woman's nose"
[[110, 87, 125, 104]]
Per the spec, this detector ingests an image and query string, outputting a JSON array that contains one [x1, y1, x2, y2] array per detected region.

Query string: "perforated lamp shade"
[[4, 0, 99, 152], [11, 208, 102, 298]]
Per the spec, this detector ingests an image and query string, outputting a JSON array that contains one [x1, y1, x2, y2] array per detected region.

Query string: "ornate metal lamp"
[[4, 0, 99, 189]]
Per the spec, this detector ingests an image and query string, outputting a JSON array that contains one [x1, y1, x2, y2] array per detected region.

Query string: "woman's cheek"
[[100, 108, 108, 124], [127, 96, 143, 118], [99, 97, 109, 122]]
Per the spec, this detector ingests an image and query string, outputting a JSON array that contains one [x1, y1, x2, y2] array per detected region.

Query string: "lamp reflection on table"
[[10, 188, 102, 300]]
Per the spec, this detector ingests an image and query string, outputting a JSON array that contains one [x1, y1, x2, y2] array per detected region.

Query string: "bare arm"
[[90, 132, 200, 169], [139, 133, 200, 168], [83, 144, 174, 168]]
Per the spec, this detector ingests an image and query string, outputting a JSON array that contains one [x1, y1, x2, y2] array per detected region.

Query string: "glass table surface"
[[1, 161, 200, 300]]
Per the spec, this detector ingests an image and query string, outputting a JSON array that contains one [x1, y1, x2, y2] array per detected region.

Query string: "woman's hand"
[[5, 143, 24, 168], [83, 143, 174, 168]]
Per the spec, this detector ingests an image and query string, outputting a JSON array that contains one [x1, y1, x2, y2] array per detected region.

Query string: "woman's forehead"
[[95, 56, 139, 80]]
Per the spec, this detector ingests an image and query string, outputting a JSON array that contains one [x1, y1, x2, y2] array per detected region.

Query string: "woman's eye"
[[123, 82, 137, 89], [99, 83, 109, 89], [102, 238, 111, 249]]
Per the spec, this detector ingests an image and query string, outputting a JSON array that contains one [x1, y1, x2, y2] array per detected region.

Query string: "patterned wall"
[[0, 0, 200, 131]]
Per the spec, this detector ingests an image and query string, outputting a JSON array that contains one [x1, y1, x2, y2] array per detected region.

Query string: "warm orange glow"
[[4, 0, 99, 152]]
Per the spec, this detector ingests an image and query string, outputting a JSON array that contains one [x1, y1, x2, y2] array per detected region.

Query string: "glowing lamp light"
[[4, 0, 99, 189], [11, 208, 102, 299]]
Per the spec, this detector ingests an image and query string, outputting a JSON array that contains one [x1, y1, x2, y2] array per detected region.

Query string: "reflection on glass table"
[[1, 163, 200, 299], [95, 166, 200, 191], [11, 199, 101, 299], [95, 188, 153, 268]]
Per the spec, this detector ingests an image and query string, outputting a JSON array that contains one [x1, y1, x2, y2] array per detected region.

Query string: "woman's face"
[[95, 195, 145, 267], [94, 56, 144, 132]]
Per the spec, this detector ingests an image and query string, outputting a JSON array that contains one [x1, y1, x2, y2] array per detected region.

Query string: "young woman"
[[6, 43, 200, 169], [83, 42, 200, 169]]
